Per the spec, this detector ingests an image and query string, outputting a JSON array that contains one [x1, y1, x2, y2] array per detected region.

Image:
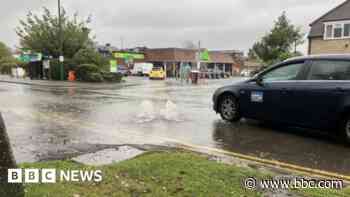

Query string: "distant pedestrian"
[[184, 62, 192, 83], [179, 63, 186, 83], [43, 60, 50, 80]]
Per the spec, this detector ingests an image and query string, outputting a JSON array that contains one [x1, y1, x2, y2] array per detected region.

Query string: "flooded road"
[[1, 77, 350, 176]]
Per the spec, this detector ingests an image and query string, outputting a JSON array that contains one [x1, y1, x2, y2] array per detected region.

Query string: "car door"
[[288, 59, 350, 129], [239, 61, 306, 122]]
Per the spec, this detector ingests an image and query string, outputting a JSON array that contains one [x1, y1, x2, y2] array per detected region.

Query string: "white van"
[[133, 63, 154, 76]]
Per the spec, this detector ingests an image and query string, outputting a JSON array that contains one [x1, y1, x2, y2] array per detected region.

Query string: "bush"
[[85, 72, 104, 82], [101, 72, 123, 82], [48, 60, 123, 83], [73, 48, 109, 67], [0, 62, 16, 74], [76, 64, 100, 77], [75, 64, 102, 82], [0, 56, 24, 74]]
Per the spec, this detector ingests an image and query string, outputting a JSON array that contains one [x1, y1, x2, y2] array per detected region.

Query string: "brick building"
[[143, 48, 244, 77]]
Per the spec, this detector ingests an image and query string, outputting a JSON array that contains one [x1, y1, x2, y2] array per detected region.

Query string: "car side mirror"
[[255, 77, 264, 86]]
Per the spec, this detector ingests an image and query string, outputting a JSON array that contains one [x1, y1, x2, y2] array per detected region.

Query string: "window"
[[308, 60, 350, 80], [334, 24, 343, 38], [326, 24, 333, 38], [345, 24, 350, 37], [324, 21, 350, 39], [262, 62, 304, 82]]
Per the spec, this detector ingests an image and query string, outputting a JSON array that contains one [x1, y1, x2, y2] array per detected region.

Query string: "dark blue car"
[[213, 55, 350, 143]]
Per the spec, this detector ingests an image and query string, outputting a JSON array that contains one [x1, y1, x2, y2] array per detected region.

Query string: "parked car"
[[132, 63, 154, 76], [117, 65, 129, 76], [149, 67, 166, 80], [240, 69, 252, 77], [213, 55, 350, 143], [131, 63, 144, 76]]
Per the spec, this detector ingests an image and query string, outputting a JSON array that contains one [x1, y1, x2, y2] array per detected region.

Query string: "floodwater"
[[1, 77, 350, 176]]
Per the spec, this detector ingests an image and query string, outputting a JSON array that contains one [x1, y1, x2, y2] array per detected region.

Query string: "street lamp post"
[[58, 0, 64, 80]]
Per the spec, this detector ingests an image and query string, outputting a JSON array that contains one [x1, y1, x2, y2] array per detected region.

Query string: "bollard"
[[0, 113, 24, 197], [191, 71, 199, 85]]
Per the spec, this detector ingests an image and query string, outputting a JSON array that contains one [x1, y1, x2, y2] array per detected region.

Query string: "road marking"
[[169, 140, 350, 183]]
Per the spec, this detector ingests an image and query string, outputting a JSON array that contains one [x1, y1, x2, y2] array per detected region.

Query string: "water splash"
[[137, 100, 156, 123], [160, 100, 182, 122]]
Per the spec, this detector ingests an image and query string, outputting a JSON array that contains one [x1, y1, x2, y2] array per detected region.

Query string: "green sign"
[[114, 52, 144, 60], [110, 60, 118, 73], [18, 53, 42, 63], [200, 50, 210, 61]]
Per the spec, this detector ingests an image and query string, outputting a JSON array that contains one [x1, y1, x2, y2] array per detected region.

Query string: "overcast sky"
[[0, 0, 346, 55]]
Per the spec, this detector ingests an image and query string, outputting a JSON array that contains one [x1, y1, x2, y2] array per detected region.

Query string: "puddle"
[[72, 146, 145, 166]]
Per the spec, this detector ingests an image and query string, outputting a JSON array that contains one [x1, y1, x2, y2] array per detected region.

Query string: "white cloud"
[[0, 0, 346, 54]]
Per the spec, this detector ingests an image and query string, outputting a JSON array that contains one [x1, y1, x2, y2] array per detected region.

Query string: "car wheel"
[[340, 115, 350, 144], [219, 94, 241, 122]]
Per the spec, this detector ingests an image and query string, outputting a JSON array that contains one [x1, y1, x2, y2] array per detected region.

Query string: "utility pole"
[[121, 36, 124, 50], [58, 0, 64, 80], [197, 40, 201, 70]]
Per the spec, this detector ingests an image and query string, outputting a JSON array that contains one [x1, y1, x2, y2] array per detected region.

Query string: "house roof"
[[309, 0, 350, 38]]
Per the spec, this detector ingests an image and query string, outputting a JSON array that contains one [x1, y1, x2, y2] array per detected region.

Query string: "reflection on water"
[[212, 120, 350, 175]]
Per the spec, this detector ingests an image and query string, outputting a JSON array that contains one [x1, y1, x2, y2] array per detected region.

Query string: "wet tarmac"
[[1, 77, 350, 176]]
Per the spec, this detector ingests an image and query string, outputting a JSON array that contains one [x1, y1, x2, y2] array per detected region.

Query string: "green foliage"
[[75, 63, 123, 83], [0, 42, 17, 74], [0, 55, 25, 74], [86, 72, 104, 82], [101, 71, 123, 82], [73, 48, 108, 67], [20, 151, 350, 197], [21, 151, 264, 197], [16, 7, 93, 59], [250, 12, 304, 65], [0, 42, 11, 59], [0, 62, 16, 74], [75, 64, 103, 82]]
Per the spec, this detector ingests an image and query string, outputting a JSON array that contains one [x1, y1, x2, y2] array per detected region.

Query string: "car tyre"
[[339, 114, 350, 144], [219, 94, 241, 122]]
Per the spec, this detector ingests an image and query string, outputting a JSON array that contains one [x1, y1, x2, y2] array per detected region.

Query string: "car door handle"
[[281, 88, 291, 94]]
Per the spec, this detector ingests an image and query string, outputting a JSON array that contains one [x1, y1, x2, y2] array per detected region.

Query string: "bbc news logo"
[[8, 169, 103, 183]]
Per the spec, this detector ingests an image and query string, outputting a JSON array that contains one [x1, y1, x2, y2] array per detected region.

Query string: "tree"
[[16, 7, 93, 59], [0, 42, 20, 74], [73, 47, 108, 67], [0, 42, 11, 59], [249, 12, 304, 64]]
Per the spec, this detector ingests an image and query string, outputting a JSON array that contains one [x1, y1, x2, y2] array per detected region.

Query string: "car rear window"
[[308, 60, 350, 80], [153, 68, 162, 71]]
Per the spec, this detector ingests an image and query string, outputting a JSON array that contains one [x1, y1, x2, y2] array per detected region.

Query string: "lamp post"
[[58, 0, 64, 80]]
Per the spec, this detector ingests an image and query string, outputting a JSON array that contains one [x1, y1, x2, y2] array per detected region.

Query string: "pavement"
[[1, 76, 350, 177], [0, 75, 139, 89]]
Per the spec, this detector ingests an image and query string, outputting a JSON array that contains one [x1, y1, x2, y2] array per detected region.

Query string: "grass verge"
[[20, 151, 350, 197]]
